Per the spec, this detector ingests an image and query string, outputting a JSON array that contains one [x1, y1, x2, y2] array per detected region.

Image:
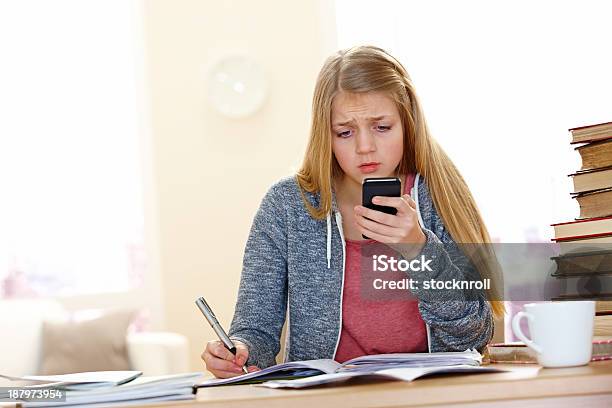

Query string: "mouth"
[[359, 162, 380, 174]]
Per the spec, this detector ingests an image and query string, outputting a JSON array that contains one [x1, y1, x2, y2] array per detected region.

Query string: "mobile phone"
[[361, 177, 401, 239]]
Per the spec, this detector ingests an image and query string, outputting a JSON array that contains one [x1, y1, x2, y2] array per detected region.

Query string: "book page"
[[195, 359, 341, 387], [259, 365, 507, 389]]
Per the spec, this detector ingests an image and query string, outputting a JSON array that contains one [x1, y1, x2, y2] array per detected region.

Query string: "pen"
[[195, 296, 248, 375]]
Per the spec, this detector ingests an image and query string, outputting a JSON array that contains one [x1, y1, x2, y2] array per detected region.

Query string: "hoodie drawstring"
[[326, 212, 332, 268]]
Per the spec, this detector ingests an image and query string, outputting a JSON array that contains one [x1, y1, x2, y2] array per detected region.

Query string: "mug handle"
[[511, 311, 543, 354]]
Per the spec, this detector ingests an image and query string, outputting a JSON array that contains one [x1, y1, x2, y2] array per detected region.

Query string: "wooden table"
[[4, 361, 612, 408], [180, 361, 612, 408]]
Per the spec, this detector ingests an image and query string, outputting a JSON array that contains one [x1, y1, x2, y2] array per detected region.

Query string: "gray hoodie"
[[229, 173, 493, 369]]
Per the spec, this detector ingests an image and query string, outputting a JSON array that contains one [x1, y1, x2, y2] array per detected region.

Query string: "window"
[[0, 0, 146, 298], [335, 0, 612, 241]]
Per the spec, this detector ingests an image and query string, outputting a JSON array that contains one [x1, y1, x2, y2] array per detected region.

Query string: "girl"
[[202, 46, 503, 378]]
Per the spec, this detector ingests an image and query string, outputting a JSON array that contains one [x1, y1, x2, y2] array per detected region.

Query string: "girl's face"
[[331, 91, 404, 185]]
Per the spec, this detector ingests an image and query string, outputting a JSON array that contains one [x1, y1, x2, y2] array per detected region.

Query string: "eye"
[[336, 129, 353, 138], [376, 125, 391, 132]]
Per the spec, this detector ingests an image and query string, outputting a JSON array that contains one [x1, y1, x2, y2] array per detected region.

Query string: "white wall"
[[142, 0, 337, 370]]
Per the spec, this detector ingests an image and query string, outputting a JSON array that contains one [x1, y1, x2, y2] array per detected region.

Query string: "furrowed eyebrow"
[[332, 115, 389, 127]]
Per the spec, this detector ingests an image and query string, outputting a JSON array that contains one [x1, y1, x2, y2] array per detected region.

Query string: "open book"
[[195, 349, 505, 388]]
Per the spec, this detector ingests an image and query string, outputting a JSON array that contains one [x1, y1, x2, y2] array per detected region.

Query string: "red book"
[[551, 216, 612, 240]]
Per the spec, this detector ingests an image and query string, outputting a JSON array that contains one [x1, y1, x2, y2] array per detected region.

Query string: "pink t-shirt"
[[334, 173, 428, 363]]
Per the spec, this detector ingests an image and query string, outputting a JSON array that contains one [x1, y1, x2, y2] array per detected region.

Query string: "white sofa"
[[0, 299, 189, 377]]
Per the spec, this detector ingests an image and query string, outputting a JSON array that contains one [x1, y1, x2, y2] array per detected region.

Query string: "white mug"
[[511, 301, 595, 368]]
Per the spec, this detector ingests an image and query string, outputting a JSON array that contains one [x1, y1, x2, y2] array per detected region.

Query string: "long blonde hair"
[[296, 45, 504, 319]]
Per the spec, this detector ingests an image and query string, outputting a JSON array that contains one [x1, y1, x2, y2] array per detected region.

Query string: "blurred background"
[[0, 0, 610, 373]]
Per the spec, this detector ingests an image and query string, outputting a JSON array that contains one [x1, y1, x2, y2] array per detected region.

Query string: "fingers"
[[207, 366, 247, 379], [356, 213, 402, 237], [355, 194, 421, 244], [234, 342, 249, 366], [355, 196, 414, 223], [355, 205, 396, 226], [201, 353, 244, 378], [355, 222, 389, 243], [355, 194, 416, 225], [403, 194, 417, 210], [202, 340, 249, 378], [247, 365, 261, 373], [370, 194, 416, 211], [204, 353, 246, 375], [215, 341, 236, 360]]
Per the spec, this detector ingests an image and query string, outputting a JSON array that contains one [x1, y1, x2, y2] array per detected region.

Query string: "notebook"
[[195, 349, 505, 388], [1, 372, 202, 407], [0, 371, 142, 391]]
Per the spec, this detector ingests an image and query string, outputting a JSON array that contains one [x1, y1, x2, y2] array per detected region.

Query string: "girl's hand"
[[354, 194, 426, 256], [201, 340, 260, 378]]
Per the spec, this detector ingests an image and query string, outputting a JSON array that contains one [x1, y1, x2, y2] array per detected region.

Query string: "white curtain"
[[335, 0, 612, 242], [0, 0, 146, 297]]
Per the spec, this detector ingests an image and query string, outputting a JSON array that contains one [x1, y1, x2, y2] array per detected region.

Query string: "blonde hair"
[[296, 45, 504, 320]]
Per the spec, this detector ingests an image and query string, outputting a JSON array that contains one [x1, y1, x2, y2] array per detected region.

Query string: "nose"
[[355, 128, 376, 154]]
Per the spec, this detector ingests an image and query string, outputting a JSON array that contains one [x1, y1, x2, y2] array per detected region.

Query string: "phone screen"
[[361, 177, 401, 239]]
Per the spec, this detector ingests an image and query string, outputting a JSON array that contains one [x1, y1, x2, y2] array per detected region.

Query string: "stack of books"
[[569, 122, 612, 220], [0, 370, 202, 407], [550, 121, 612, 338]]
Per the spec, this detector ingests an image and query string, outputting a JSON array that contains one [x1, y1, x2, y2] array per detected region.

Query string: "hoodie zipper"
[[331, 210, 346, 359]]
